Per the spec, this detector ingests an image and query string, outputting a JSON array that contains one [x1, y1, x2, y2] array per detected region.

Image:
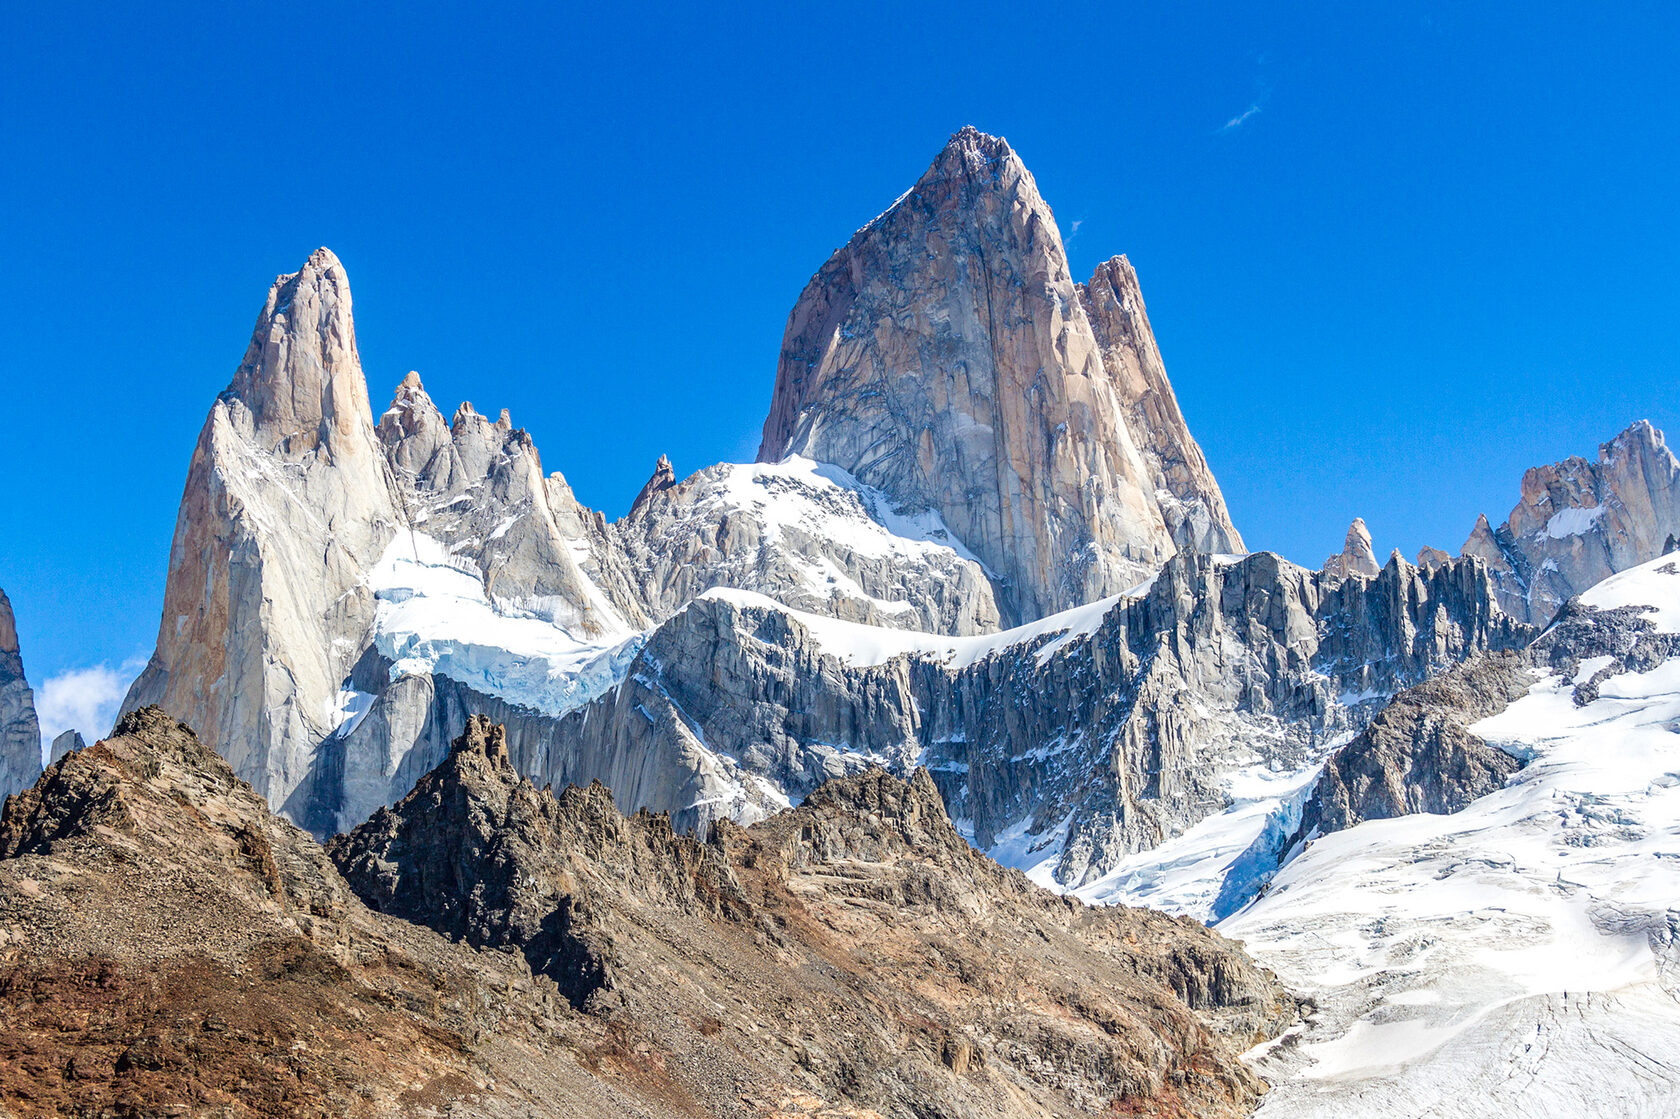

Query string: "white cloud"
[[35, 661, 140, 762], [1222, 103, 1262, 131]]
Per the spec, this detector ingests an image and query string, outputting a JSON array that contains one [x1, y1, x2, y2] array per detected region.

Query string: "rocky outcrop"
[[0, 707, 679, 1117], [0, 587, 41, 801], [1078, 255, 1245, 555], [758, 126, 1184, 623], [1321, 517, 1380, 581], [612, 456, 1001, 635], [120, 248, 403, 822], [376, 374, 642, 635], [47, 729, 83, 764], [1294, 652, 1532, 839], [1415, 545, 1452, 569], [330, 716, 1294, 1118], [1295, 564, 1680, 844], [1455, 420, 1680, 623]]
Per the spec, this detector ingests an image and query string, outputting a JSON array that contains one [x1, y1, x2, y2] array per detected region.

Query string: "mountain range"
[[2, 127, 1677, 1116]]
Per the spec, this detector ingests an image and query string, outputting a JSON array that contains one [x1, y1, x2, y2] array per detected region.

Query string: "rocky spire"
[[48, 729, 83, 764], [375, 376, 634, 639], [0, 587, 42, 801], [1323, 517, 1381, 580], [122, 248, 401, 820], [756, 126, 1179, 624], [1077, 254, 1245, 555], [1453, 420, 1680, 623], [627, 454, 676, 517], [223, 248, 379, 460]]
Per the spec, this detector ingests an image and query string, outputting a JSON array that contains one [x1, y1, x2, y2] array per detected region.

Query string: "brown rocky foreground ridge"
[[0, 709, 1293, 1118]]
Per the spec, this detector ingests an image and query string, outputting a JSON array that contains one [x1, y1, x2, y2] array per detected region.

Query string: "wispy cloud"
[[35, 660, 141, 761], [1222, 103, 1262, 132]]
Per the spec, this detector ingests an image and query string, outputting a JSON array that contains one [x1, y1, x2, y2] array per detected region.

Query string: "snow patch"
[[697, 585, 1130, 671], [368, 531, 642, 716], [1539, 504, 1605, 540]]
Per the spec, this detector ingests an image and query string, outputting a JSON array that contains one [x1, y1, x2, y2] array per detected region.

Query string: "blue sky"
[[2, 3, 1676, 734]]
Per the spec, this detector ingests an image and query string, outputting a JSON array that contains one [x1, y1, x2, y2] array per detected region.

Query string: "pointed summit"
[[757, 128, 1180, 623], [1078, 254, 1245, 555], [226, 247, 376, 458], [1323, 518, 1380, 581], [629, 454, 676, 517], [122, 249, 400, 820], [1453, 420, 1680, 623], [0, 586, 42, 801]]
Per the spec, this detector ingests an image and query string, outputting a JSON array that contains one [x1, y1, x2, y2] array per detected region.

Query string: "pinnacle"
[[939, 125, 1015, 170]]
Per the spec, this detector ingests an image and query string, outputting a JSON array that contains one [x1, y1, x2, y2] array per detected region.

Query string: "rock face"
[[0, 588, 41, 801], [330, 716, 1293, 1119], [1293, 651, 1532, 840], [1322, 517, 1380, 581], [375, 373, 639, 636], [1296, 559, 1680, 844], [1078, 254, 1245, 555], [121, 248, 403, 822], [1456, 420, 1680, 623], [0, 707, 685, 1117], [758, 127, 1196, 623], [526, 549, 1531, 887], [47, 730, 83, 765]]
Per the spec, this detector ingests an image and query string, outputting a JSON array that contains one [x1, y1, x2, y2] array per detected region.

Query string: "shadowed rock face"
[[0, 587, 41, 801], [1294, 581, 1680, 845], [488, 548, 1531, 891], [1294, 652, 1533, 840], [330, 716, 1295, 1119], [758, 126, 1186, 624], [1457, 420, 1680, 624]]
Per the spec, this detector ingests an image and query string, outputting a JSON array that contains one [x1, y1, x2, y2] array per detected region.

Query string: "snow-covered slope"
[[615, 455, 1001, 635], [1210, 554, 1680, 1116], [367, 531, 642, 718]]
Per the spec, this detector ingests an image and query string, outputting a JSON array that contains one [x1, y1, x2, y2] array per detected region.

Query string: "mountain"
[[327, 714, 1292, 1118], [1224, 552, 1680, 1114], [0, 587, 41, 800], [529, 548, 1528, 894], [122, 130, 1257, 840], [758, 126, 1237, 624], [124, 249, 1008, 836], [120, 248, 404, 822], [1455, 420, 1680, 624]]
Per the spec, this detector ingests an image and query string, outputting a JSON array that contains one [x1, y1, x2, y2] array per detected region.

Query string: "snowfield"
[[1218, 554, 1680, 1117], [368, 531, 642, 717]]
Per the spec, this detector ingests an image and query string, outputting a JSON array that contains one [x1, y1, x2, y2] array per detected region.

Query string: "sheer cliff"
[[0, 587, 41, 801], [1454, 420, 1680, 624], [757, 127, 1229, 623]]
